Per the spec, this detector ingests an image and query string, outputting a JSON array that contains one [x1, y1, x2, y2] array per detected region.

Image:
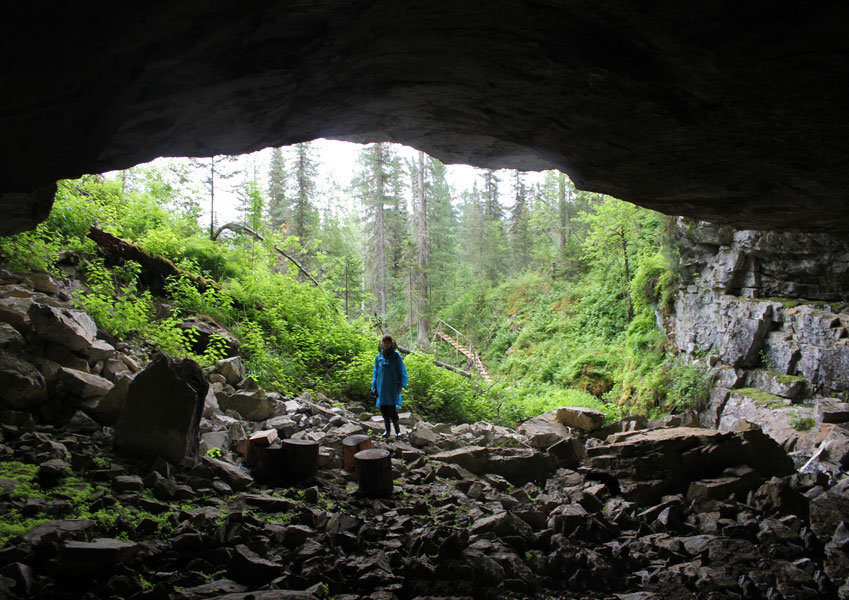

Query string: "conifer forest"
[[0, 140, 710, 426]]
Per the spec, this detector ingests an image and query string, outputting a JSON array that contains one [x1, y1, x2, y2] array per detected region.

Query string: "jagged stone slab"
[[28, 302, 96, 351], [115, 355, 208, 464], [744, 368, 807, 400], [56, 367, 114, 401], [219, 390, 279, 421], [817, 399, 849, 424], [0, 321, 24, 350], [25, 519, 93, 546], [60, 538, 138, 573], [0, 351, 47, 408], [215, 356, 246, 385], [431, 446, 488, 474], [204, 456, 252, 491], [483, 449, 557, 485], [586, 427, 794, 506], [517, 410, 572, 448], [0, 296, 33, 333], [556, 406, 606, 431], [718, 390, 820, 456]]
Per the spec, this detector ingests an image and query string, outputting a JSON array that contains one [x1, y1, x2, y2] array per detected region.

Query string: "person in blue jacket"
[[371, 334, 408, 438]]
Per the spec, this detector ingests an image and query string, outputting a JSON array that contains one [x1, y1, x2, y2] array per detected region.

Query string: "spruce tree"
[[267, 147, 287, 231], [354, 142, 400, 315], [509, 171, 532, 274], [289, 142, 319, 248]]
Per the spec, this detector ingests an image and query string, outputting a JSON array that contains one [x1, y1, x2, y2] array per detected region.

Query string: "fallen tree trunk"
[[88, 225, 217, 295], [212, 222, 321, 288]]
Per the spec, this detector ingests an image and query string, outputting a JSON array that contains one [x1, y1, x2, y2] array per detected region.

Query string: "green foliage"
[[0, 155, 703, 430], [205, 447, 223, 460], [790, 413, 816, 431], [165, 274, 234, 323]]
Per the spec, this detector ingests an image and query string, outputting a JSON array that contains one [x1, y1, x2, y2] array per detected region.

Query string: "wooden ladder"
[[433, 320, 492, 383]]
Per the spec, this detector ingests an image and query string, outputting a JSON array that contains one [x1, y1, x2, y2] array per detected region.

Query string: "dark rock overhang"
[[2, 1, 849, 234]]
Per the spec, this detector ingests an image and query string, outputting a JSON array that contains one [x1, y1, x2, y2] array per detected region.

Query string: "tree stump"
[[354, 448, 393, 496], [343, 434, 372, 472], [250, 442, 285, 483], [282, 438, 319, 481]]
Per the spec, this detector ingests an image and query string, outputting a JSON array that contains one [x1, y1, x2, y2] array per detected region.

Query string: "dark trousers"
[[380, 405, 400, 434]]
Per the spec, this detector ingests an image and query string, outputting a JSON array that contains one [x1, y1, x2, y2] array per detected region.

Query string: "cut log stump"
[[343, 434, 372, 472], [283, 438, 319, 481], [250, 442, 285, 483], [354, 448, 393, 496]]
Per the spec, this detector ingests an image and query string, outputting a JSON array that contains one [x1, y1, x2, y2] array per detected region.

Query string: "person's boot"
[[382, 430, 390, 438]]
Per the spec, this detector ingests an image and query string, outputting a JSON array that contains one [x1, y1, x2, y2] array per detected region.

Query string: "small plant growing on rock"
[[790, 412, 816, 431], [205, 447, 223, 460]]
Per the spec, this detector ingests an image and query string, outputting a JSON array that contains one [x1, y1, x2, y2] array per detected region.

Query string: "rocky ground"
[[2, 268, 849, 600]]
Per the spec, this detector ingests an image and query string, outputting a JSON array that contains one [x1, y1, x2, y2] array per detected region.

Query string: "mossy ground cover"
[[0, 457, 229, 547], [733, 387, 788, 410]]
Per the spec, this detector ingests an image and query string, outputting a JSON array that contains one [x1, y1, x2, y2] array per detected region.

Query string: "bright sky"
[[122, 139, 548, 224]]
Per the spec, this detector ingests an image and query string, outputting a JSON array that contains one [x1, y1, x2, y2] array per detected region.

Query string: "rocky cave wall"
[[3, 2, 849, 235], [668, 219, 849, 464]]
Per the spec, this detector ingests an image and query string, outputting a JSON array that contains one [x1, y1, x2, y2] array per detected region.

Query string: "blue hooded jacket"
[[372, 349, 408, 407]]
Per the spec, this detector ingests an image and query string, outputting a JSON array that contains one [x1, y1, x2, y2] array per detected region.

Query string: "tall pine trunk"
[[415, 151, 428, 345], [209, 160, 215, 239], [375, 145, 387, 315]]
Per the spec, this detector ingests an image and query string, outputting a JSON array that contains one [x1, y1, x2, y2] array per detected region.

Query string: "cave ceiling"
[[2, 1, 849, 234]]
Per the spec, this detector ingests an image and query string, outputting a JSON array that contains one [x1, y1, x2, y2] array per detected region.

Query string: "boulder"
[[810, 477, 849, 538], [517, 410, 572, 448], [226, 544, 282, 585], [556, 406, 606, 431], [0, 296, 33, 333], [483, 448, 557, 485], [202, 385, 219, 418], [59, 538, 139, 575], [93, 372, 132, 425], [469, 511, 535, 543], [266, 415, 299, 438], [79, 339, 117, 361], [115, 355, 208, 464], [0, 322, 24, 350], [67, 410, 100, 433], [25, 519, 93, 547], [29, 272, 60, 293], [547, 437, 586, 467], [586, 427, 794, 506], [816, 399, 849, 425], [28, 302, 96, 351], [177, 314, 240, 357], [594, 415, 649, 440], [215, 356, 246, 386], [56, 367, 114, 404], [718, 389, 820, 456], [409, 425, 440, 448], [218, 390, 279, 422], [0, 351, 47, 408], [200, 431, 229, 455], [744, 369, 808, 400], [203, 456, 252, 491], [431, 446, 489, 474]]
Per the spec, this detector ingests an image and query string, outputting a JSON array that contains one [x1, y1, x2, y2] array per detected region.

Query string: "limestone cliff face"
[[669, 219, 849, 468]]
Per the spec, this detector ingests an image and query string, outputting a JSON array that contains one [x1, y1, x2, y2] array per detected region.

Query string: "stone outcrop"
[[3, 4, 849, 234], [669, 219, 849, 471]]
